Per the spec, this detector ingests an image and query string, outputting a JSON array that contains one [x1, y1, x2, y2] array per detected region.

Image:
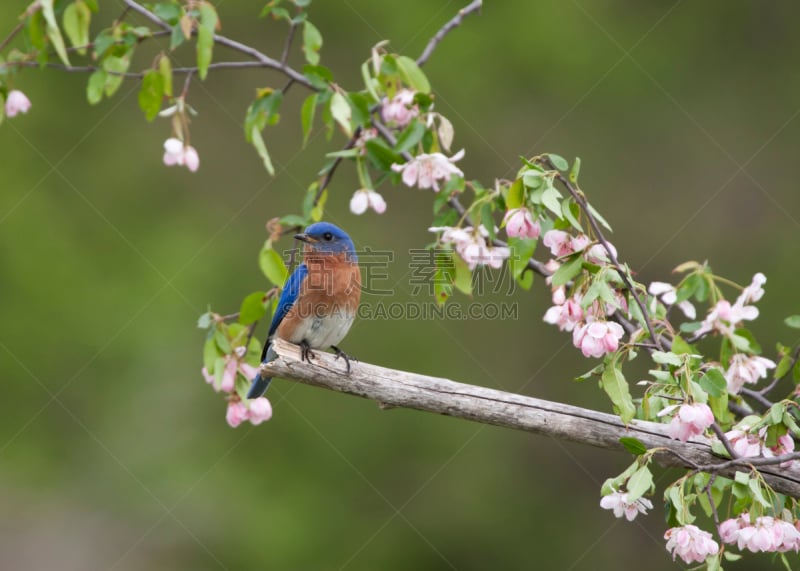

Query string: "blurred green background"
[[2, 1, 799, 569]]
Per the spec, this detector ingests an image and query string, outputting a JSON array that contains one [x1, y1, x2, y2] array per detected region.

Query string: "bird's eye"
[[322, 232, 333, 241]]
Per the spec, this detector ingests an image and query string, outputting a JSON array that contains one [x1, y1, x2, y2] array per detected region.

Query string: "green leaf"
[[138, 69, 164, 121], [507, 237, 537, 281], [153, 2, 182, 24], [239, 291, 268, 325], [394, 119, 426, 153], [652, 351, 683, 367], [452, 251, 472, 296], [300, 93, 317, 146], [86, 70, 106, 104], [601, 363, 636, 424], [540, 185, 563, 218], [203, 336, 220, 371], [505, 179, 524, 210], [561, 198, 583, 232], [159, 54, 173, 97], [670, 335, 695, 355], [547, 153, 568, 171], [102, 55, 131, 97], [619, 437, 647, 456], [569, 156, 581, 184], [364, 138, 402, 171], [699, 367, 727, 398], [196, 3, 218, 80], [626, 465, 652, 502], [329, 91, 352, 136], [550, 254, 583, 287], [197, 311, 213, 330], [785, 315, 800, 329], [63, 1, 92, 55], [40, 0, 70, 66], [259, 242, 288, 286], [302, 20, 322, 65], [395, 55, 430, 94], [586, 201, 613, 232], [749, 478, 770, 507], [250, 126, 275, 176]]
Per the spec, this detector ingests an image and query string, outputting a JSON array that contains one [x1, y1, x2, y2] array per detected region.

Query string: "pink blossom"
[[503, 207, 540, 239], [544, 297, 583, 332], [726, 429, 763, 458], [740, 272, 767, 304], [724, 354, 776, 394], [572, 319, 624, 358], [664, 524, 719, 564], [203, 347, 259, 394], [350, 189, 387, 215], [695, 276, 765, 338], [542, 230, 590, 258], [381, 88, 418, 128], [226, 400, 249, 428], [392, 150, 464, 191], [355, 127, 377, 154], [5, 89, 32, 117], [661, 403, 714, 442], [584, 242, 617, 265], [725, 515, 800, 553], [724, 425, 795, 466], [162, 137, 200, 172], [430, 225, 510, 270], [201, 366, 215, 386], [600, 490, 653, 521], [648, 281, 696, 319], [248, 397, 273, 425]]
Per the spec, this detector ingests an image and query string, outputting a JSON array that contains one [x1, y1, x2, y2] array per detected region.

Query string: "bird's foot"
[[331, 345, 356, 375], [299, 340, 316, 363]]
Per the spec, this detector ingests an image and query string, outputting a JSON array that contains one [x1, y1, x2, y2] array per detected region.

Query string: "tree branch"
[[416, 0, 483, 66], [263, 338, 800, 498], [121, 0, 314, 89]]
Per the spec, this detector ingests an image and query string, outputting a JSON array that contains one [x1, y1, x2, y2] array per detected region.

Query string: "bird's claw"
[[300, 340, 316, 363], [331, 345, 355, 375]]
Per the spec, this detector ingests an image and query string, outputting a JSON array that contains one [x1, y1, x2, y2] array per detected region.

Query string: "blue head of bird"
[[295, 222, 357, 262]]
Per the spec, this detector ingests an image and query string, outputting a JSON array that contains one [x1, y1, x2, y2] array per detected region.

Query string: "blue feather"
[[247, 264, 308, 399]]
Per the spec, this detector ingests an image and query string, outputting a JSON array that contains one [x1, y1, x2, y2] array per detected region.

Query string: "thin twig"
[[416, 0, 483, 66], [281, 22, 297, 66], [547, 165, 662, 349], [710, 422, 738, 460], [0, 2, 40, 53], [695, 451, 800, 473], [1, 59, 296, 78], [739, 387, 774, 411], [760, 344, 800, 396], [312, 127, 362, 207], [122, 0, 314, 89]]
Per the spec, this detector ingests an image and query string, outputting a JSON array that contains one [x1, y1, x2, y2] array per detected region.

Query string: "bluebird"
[[246, 222, 361, 398]]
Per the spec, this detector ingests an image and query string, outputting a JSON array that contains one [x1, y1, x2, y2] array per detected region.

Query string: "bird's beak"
[[294, 233, 317, 243]]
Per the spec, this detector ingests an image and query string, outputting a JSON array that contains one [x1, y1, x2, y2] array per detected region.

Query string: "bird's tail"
[[246, 343, 277, 399]]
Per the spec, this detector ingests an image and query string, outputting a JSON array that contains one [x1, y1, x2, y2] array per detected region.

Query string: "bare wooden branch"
[[263, 338, 800, 497]]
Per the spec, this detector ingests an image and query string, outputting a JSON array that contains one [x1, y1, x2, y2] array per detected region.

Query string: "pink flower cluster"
[[225, 396, 273, 428], [664, 525, 719, 564], [695, 273, 766, 338], [725, 425, 796, 467], [720, 513, 800, 553], [392, 150, 464, 191], [429, 225, 510, 270], [503, 207, 540, 239], [4, 89, 31, 117], [573, 319, 624, 358], [724, 353, 776, 394], [543, 288, 583, 332], [542, 230, 590, 258], [599, 490, 653, 521], [350, 189, 386, 215], [381, 88, 419, 128], [163, 137, 200, 172], [659, 402, 714, 442], [202, 347, 273, 427]]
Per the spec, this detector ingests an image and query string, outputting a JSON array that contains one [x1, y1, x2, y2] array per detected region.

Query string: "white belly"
[[287, 311, 355, 349]]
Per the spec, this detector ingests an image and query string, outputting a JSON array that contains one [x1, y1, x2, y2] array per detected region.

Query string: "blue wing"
[[248, 264, 308, 399], [267, 263, 308, 339]]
